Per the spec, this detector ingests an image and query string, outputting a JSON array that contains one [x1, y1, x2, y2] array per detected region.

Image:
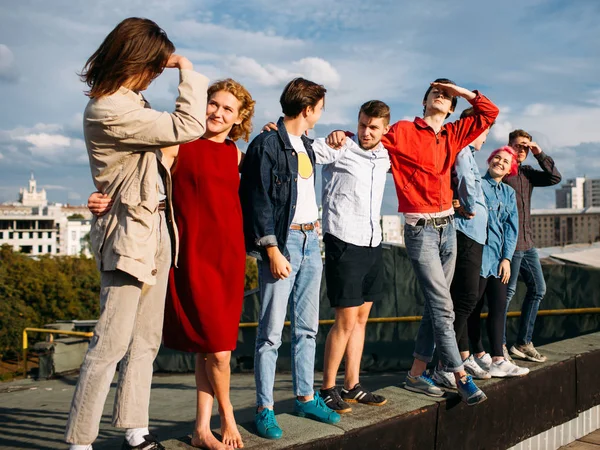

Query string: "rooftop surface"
[[1, 332, 599, 450]]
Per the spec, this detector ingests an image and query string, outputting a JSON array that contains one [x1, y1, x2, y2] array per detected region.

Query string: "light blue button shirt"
[[313, 136, 390, 247], [452, 146, 488, 245], [480, 172, 519, 278]]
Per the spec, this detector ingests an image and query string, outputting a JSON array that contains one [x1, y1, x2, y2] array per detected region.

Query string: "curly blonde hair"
[[207, 79, 255, 142]]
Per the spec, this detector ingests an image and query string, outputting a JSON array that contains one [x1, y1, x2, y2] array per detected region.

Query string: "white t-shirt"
[[288, 134, 319, 224]]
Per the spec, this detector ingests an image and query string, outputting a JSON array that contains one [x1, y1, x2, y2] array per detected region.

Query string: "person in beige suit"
[[64, 17, 208, 450]]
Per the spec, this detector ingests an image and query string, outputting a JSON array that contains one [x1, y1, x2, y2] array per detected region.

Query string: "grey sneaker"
[[431, 367, 457, 389], [474, 353, 492, 371], [503, 345, 515, 363], [404, 371, 444, 397], [463, 355, 491, 380], [510, 343, 547, 363]]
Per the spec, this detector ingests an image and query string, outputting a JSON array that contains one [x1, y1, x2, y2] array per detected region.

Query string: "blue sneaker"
[[254, 408, 283, 440], [404, 371, 444, 397], [456, 375, 487, 406], [294, 392, 341, 424]]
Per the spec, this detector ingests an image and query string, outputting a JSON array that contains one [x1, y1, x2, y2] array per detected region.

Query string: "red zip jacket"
[[381, 91, 499, 214]]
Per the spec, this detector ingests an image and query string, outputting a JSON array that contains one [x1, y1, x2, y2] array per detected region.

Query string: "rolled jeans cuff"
[[413, 351, 433, 364]]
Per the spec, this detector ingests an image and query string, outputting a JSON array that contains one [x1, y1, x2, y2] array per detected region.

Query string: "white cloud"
[[292, 58, 341, 89], [16, 133, 71, 149]]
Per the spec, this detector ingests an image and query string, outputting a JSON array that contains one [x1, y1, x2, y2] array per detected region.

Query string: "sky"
[[1, 0, 599, 214]]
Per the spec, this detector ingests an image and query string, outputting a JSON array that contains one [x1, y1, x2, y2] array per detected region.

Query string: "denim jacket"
[[452, 146, 488, 245], [239, 117, 316, 260], [480, 172, 519, 278]]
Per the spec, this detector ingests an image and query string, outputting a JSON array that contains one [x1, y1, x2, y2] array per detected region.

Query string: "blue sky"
[[1, 0, 599, 213]]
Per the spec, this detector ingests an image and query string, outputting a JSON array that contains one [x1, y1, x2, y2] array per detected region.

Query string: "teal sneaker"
[[254, 408, 283, 440], [294, 392, 341, 424]]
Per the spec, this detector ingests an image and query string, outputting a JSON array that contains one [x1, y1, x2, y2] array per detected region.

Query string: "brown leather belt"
[[158, 201, 166, 211], [290, 222, 316, 231]]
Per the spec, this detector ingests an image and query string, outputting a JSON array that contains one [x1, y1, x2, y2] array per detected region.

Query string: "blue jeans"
[[255, 229, 322, 407], [504, 248, 546, 345], [404, 220, 464, 372]]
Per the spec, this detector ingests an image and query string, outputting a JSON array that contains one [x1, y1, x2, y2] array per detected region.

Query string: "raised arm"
[[96, 57, 209, 148], [522, 143, 562, 187], [445, 87, 499, 153]]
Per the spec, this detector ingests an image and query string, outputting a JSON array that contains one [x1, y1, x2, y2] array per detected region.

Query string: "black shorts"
[[324, 233, 385, 308]]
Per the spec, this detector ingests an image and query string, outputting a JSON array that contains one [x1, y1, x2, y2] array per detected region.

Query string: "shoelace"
[[315, 393, 334, 412], [261, 409, 278, 428], [420, 372, 437, 386], [460, 375, 479, 395]]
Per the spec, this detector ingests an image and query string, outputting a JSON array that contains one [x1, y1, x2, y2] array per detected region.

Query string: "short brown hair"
[[280, 78, 326, 118], [423, 78, 459, 118], [80, 17, 175, 98], [359, 100, 391, 125], [508, 129, 532, 144], [207, 79, 256, 142], [460, 107, 495, 128]]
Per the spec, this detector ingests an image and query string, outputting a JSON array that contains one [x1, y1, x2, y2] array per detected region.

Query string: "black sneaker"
[[341, 383, 387, 406], [319, 386, 352, 413], [121, 434, 166, 450]]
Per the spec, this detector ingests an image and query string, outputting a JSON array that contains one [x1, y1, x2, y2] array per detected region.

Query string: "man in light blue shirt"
[[432, 107, 493, 388], [315, 101, 391, 413]]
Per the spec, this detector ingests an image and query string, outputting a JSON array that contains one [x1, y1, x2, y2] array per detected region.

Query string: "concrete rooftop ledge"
[[162, 332, 600, 450], [0, 332, 598, 449]]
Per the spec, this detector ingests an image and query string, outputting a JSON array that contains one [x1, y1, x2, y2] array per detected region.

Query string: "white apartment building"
[[381, 215, 404, 245], [0, 175, 92, 256], [555, 177, 585, 209], [531, 207, 600, 248]]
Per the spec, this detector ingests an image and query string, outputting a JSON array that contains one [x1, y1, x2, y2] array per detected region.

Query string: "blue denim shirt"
[[452, 146, 488, 245], [239, 117, 316, 261], [480, 172, 519, 278]]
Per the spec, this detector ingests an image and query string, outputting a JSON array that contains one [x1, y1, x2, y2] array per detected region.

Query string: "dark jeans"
[[468, 276, 507, 358], [450, 232, 484, 354], [504, 248, 546, 345]]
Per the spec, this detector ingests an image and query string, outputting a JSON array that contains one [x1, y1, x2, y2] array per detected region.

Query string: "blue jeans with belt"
[[404, 219, 464, 372], [254, 228, 322, 407]]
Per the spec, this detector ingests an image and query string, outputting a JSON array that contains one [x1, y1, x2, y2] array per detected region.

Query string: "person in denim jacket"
[[239, 78, 340, 440], [467, 146, 529, 378]]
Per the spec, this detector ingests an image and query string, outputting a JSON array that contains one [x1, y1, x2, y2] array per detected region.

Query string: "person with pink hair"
[[465, 146, 530, 378]]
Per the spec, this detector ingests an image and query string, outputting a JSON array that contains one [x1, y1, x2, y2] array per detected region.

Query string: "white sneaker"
[[474, 353, 492, 371], [431, 367, 457, 389], [489, 359, 530, 377], [464, 355, 491, 379]]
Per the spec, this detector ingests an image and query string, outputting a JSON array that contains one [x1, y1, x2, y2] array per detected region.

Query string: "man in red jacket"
[[329, 78, 498, 405]]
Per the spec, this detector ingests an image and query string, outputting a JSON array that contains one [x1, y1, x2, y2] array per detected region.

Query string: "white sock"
[[125, 428, 150, 446], [69, 445, 92, 450]]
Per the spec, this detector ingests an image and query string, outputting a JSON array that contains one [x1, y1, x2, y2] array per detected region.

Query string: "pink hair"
[[487, 145, 518, 177]]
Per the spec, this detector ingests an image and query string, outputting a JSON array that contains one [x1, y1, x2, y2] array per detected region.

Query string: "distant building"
[[584, 178, 600, 208], [555, 177, 585, 209], [531, 207, 600, 248], [19, 173, 48, 207], [381, 215, 403, 245], [555, 177, 600, 208], [0, 175, 92, 256]]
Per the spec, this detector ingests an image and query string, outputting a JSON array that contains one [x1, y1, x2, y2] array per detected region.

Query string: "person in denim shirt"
[[239, 78, 340, 440], [432, 107, 492, 388], [467, 146, 529, 378]]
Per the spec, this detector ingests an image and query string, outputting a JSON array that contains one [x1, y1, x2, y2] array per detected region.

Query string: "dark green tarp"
[[154, 244, 600, 373]]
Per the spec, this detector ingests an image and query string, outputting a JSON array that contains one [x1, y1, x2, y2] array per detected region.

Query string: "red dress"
[[163, 138, 245, 353]]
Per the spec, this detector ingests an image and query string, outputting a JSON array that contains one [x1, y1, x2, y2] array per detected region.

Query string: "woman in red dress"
[[162, 79, 255, 450]]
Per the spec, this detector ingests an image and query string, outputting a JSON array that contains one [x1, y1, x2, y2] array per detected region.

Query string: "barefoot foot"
[[220, 410, 244, 449], [191, 430, 233, 450]]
